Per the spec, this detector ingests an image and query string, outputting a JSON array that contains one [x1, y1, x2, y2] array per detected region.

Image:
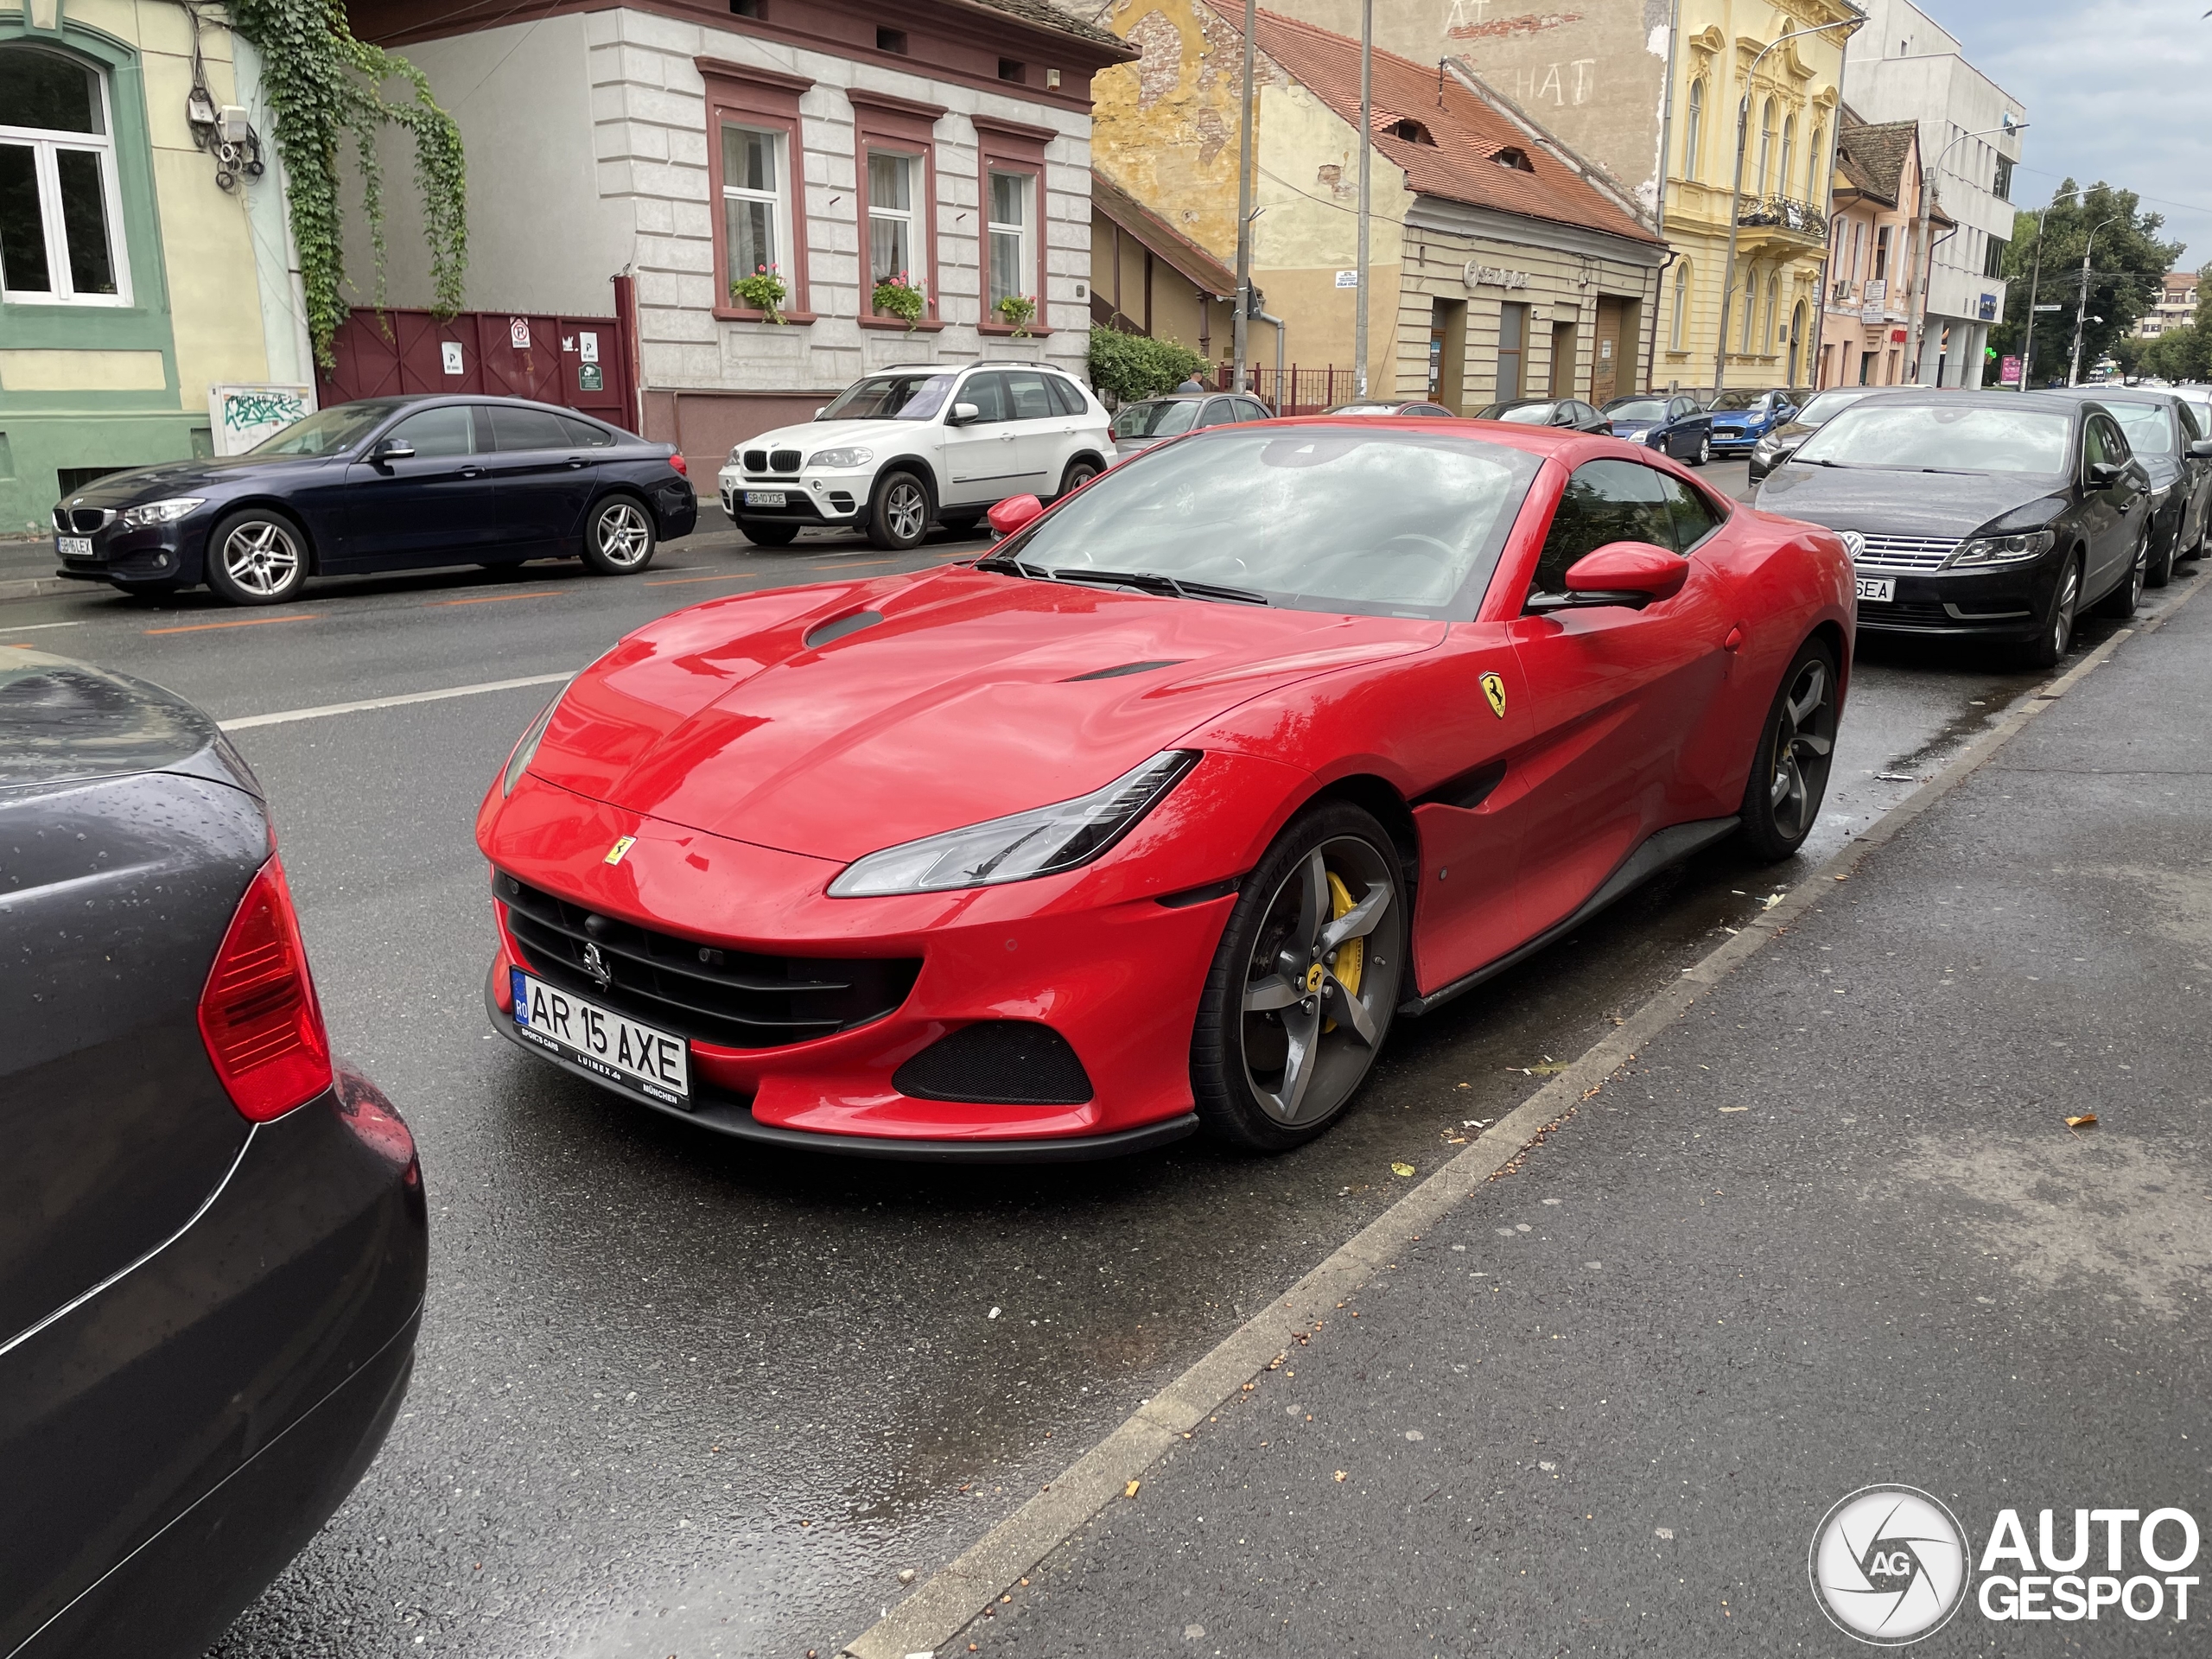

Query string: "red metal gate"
[[319, 305, 638, 432]]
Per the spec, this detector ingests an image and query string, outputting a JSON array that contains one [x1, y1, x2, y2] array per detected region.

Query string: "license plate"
[[56, 535, 92, 557], [511, 968, 690, 1105], [743, 490, 786, 507], [1856, 576, 1895, 603]]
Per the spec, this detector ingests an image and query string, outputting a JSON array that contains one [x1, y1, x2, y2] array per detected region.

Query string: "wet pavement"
[[0, 510, 2128, 1657]]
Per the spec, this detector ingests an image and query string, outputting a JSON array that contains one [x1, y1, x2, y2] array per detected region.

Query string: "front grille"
[[497, 873, 919, 1050], [771, 447, 801, 473], [1859, 599, 1954, 626], [741, 448, 802, 476], [1855, 534, 1959, 572], [743, 448, 768, 473], [54, 506, 112, 535]]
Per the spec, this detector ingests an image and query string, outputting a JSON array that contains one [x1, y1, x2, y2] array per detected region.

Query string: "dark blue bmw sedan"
[[50, 396, 698, 606]]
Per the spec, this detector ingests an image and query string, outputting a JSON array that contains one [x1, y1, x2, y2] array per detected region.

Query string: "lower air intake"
[[893, 1021, 1095, 1105]]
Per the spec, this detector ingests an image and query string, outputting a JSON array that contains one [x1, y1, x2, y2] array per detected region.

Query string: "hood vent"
[[1061, 658, 1186, 682], [803, 609, 884, 650]]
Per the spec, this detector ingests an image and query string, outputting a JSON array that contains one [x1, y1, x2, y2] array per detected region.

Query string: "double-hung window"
[[868, 149, 924, 291], [0, 45, 127, 304], [986, 170, 1033, 313], [720, 124, 787, 289]]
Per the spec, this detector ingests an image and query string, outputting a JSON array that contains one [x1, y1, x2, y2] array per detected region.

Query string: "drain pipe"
[[1255, 308, 1287, 410]]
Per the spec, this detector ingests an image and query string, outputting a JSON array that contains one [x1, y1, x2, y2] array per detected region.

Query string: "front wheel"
[[866, 469, 931, 551], [2022, 554, 2082, 670], [1191, 801, 1408, 1152], [581, 495, 657, 575], [204, 509, 309, 606], [1736, 639, 1839, 863]]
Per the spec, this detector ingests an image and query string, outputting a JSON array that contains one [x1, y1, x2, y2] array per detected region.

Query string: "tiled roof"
[[1091, 168, 1241, 296], [1834, 115, 1920, 209], [954, 0, 1133, 54], [1201, 1, 1658, 246]]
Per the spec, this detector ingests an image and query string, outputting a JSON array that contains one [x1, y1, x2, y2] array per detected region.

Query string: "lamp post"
[[2016, 186, 2081, 391], [1713, 18, 1859, 399], [1904, 119, 2024, 385], [1353, 0, 1373, 398], [2069, 211, 2126, 387], [1232, 0, 1256, 392]]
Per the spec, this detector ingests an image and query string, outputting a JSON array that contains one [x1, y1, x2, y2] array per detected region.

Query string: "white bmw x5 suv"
[[719, 361, 1113, 550]]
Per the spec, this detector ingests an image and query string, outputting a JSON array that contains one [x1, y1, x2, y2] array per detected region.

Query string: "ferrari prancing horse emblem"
[[604, 835, 637, 866], [1480, 671, 1507, 720]]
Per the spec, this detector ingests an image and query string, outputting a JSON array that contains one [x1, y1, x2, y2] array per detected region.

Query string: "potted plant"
[[732, 264, 788, 322], [872, 270, 925, 331], [995, 293, 1037, 337]]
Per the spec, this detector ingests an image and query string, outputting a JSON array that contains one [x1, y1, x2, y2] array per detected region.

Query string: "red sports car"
[[478, 418, 1852, 1158]]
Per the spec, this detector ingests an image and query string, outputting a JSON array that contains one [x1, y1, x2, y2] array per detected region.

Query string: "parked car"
[[481, 415, 1851, 1160], [51, 397, 696, 606], [2043, 386, 2212, 586], [721, 362, 1113, 550], [1703, 387, 1800, 455], [1754, 390, 2153, 667], [1319, 399, 1457, 417], [1599, 394, 1715, 465], [1747, 387, 1904, 485], [1471, 397, 1612, 433], [0, 652, 427, 1659], [1109, 391, 1272, 463]]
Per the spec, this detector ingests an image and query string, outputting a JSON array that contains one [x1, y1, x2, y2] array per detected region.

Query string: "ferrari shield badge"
[[1480, 671, 1507, 720], [604, 835, 637, 866]]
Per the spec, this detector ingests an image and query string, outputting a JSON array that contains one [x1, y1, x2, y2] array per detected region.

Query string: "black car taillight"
[[197, 855, 333, 1122]]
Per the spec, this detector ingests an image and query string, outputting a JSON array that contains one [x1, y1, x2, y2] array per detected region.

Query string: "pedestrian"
[[1174, 373, 1205, 393]]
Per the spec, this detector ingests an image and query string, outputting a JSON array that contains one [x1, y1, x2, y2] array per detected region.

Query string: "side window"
[[1672, 398, 1699, 421], [1656, 473, 1723, 552], [1002, 370, 1058, 421], [1046, 376, 1088, 416], [2086, 416, 2127, 467], [487, 404, 574, 451], [1528, 460, 1676, 601], [557, 414, 618, 448], [1195, 397, 1240, 429], [2178, 401, 2202, 443], [385, 404, 476, 458], [2082, 416, 2108, 473], [2101, 416, 2132, 463], [1573, 402, 1601, 426], [961, 372, 1011, 424], [1239, 397, 1273, 422]]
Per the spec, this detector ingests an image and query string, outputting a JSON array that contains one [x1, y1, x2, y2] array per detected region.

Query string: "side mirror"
[[947, 401, 982, 427], [987, 493, 1045, 538], [2189, 439, 2212, 460], [1529, 542, 1688, 613], [374, 439, 416, 463], [813, 406, 828, 420], [2088, 460, 2125, 489]]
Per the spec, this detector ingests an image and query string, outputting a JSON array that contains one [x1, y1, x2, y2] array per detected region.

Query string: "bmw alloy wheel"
[[884, 479, 926, 542], [595, 501, 652, 567], [219, 519, 302, 597]]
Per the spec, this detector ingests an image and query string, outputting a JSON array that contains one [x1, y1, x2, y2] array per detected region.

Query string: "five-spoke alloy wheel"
[[205, 509, 308, 605], [582, 495, 657, 575], [1738, 639, 1839, 861]]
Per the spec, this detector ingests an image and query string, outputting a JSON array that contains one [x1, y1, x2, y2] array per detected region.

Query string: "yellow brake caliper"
[[1322, 870, 1363, 1033]]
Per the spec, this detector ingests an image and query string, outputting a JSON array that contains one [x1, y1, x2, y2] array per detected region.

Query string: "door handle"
[[1722, 624, 1745, 652], [1001, 432, 1015, 442], [565, 457, 586, 468], [459, 466, 484, 478]]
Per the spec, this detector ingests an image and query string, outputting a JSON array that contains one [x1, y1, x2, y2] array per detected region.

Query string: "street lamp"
[[2069, 212, 2126, 387], [1713, 18, 1860, 398], [1904, 119, 2024, 386], [2016, 186, 2082, 390]]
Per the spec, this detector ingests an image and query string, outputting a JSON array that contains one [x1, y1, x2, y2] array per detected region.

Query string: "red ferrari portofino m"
[[479, 418, 1853, 1158]]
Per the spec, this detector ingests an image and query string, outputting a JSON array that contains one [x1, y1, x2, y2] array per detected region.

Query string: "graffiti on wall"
[[207, 384, 315, 456]]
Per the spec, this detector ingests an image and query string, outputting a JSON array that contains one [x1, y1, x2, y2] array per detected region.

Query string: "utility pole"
[[1232, 0, 1256, 392], [2017, 188, 2080, 391], [2069, 212, 2124, 386], [1905, 119, 2023, 385], [1353, 0, 1372, 398]]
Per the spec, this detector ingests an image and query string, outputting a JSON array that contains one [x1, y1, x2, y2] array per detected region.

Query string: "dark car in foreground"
[[1599, 394, 1714, 464], [52, 396, 696, 606], [1748, 387, 1893, 485], [2044, 386, 2212, 586], [0, 652, 426, 1658], [1755, 391, 2152, 666], [1109, 391, 1271, 462], [1471, 397, 1611, 433], [1703, 387, 1799, 455]]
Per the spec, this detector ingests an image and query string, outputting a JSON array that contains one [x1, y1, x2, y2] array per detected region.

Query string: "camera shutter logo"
[[1809, 1485, 1970, 1644]]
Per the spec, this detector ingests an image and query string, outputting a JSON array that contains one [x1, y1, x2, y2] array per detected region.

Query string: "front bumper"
[[717, 468, 868, 525], [1708, 429, 1759, 453], [49, 516, 210, 587], [1852, 557, 2060, 639]]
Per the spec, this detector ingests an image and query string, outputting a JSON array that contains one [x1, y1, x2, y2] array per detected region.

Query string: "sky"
[[1936, 0, 2212, 268]]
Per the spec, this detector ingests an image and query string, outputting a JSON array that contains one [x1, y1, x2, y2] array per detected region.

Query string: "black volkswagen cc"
[[51, 396, 698, 606], [1, 652, 427, 1657], [1753, 391, 2153, 667], [2043, 385, 2212, 587]]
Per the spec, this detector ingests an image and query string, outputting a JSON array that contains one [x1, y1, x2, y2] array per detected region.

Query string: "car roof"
[[2044, 385, 2178, 405], [1843, 389, 2088, 415], [1125, 392, 1217, 404], [334, 392, 620, 423]]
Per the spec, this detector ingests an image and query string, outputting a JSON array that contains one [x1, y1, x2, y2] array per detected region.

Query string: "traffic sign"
[[2032, 303, 2063, 312]]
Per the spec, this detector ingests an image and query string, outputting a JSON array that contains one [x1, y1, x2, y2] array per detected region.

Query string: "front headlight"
[[827, 750, 1200, 897], [1947, 529, 2056, 567], [809, 447, 874, 469], [500, 677, 575, 795], [120, 497, 206, 527]]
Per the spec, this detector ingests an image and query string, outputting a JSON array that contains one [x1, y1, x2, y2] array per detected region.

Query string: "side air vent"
[[1415, 759, 1507, 812], [1062, 659, 1186, 682], [803, 609, 884, 649], [893, 1021, 1095, 1104]]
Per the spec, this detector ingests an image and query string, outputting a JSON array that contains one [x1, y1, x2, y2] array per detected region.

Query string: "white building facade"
[[1842, 0, 2025, 389]]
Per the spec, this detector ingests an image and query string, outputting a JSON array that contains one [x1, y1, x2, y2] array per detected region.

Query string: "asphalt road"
[[0, 488, 2128, 1657]]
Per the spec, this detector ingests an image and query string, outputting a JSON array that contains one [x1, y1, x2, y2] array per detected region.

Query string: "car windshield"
[[1794, 404, 2072, 474], [993, 426, 1540, 619], [1478, 402, 1555, 424], [819, 372, 957, 421], [1707, 391, 1770, 411], [1796, 391, 1873, 426], [1112, 400, 1202, 439], [2099, 401, 2175, 454], [246, 403, 395, 456], [1324, 403, 1399, 416], [1604, 398, 1668, 421]]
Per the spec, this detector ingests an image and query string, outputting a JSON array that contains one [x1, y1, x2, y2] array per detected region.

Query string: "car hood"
[[1759, 418, 1817, 447], [1607, 419, 1656, 435], [0, 650, 260, 795], [523, 567, 1439, 862], [60, 451, 328, 506], [1755, 464, 2066, 538], [725, 417, 929, 461]]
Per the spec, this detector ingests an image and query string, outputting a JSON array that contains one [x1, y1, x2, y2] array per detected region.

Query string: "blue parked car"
[[1599, 394, 1715, 466], [1703, 387, 1801, 456]]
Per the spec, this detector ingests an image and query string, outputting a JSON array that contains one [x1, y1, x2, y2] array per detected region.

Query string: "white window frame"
[[1670, 260, 1690, 351], [0, 49, 130, 307], [1682, 79, 1704, 182], [866, 148, 926, 293], [718, 122, 789, 293], [985, 168, 1034, 314]]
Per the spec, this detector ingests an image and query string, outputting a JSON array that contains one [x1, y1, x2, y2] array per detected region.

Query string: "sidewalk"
[[0, 535, 72, 602], [957, 588, 2212, 1656]]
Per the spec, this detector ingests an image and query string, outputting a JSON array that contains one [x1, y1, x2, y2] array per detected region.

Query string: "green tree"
[[1992, 181, 2180, 385], [1087, 327, 1209, 404]]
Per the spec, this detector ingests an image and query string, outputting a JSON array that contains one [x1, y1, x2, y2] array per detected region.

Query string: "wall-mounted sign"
[[509, 316, 531, 350], [1334, 270, 1360, 288], [579, 364, 604, 391], [1860, 306, 1885, 324], [207, 383, 314, 455], [441, 340, 465, 376], [579, 330, 600, 364], [1863, 278, 1887, 305], [1977, 292, 1999, 321], [1463, 263, 1533, 290]]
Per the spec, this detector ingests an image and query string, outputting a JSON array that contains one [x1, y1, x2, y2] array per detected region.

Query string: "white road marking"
[[0, 620, 85, 633], [219, 671, 575, 731]]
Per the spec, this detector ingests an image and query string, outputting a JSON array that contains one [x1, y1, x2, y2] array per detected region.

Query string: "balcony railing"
[[1738, 194, 1828, 243]]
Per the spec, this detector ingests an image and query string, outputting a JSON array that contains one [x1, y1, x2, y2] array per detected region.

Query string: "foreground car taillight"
[[198, 855, 333, 1122]]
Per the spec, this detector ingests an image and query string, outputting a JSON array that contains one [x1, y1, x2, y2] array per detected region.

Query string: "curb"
[[838, 564, 2209, 1659], [0, 575, 74, 603]]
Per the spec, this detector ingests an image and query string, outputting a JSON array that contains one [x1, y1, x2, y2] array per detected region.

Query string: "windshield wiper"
[[1044, 567, 1271, 606], [974, 550, 1043, 577]]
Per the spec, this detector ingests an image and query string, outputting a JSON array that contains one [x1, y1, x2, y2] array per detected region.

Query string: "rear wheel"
[[1693, 433, 1712, 467], [2146, 514, 2177, 589], [866, 469, 931, 551], [204, 508, 308, 606], [1055, 458, 1102, 499], [1191, 802, 1407, 1152], [1737, 638, 1838, 863], [2093, 528, 2146, 619], [581, 495, 657, 575], [2023, 553, 2082, 670], [737, 520, 800, 547]]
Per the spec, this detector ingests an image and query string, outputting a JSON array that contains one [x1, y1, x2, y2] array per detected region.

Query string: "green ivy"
[[228, 0, 467, 365]]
